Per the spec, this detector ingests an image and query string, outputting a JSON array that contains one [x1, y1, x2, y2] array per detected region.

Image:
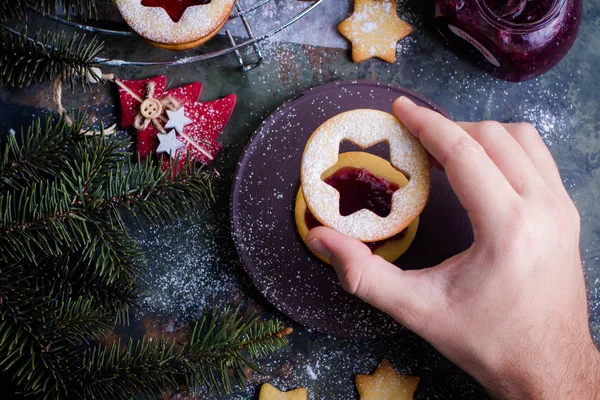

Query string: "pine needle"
[[0, 26, 104, 88], [0, 115, 83, 190], [0, 0, 98, 22]]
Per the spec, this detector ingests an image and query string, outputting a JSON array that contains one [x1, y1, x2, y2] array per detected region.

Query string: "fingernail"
[[397, 96, 416, 106], [307, 238, 331, 262]]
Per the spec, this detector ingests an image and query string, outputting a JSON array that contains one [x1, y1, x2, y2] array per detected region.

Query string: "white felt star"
[[156, 130, 185, 159], [165, 106, 193, 134]]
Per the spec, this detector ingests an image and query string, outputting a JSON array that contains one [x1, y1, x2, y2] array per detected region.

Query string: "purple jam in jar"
[[434, 0, 582, 81]]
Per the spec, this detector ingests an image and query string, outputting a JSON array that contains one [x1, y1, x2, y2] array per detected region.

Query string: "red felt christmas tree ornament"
[[116, 75, 236, 172]]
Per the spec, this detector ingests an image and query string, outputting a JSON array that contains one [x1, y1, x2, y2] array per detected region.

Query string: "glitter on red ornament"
[[161, 94, 237, 173], [116, 75, 202, 160], [140, 0, 211, 23]]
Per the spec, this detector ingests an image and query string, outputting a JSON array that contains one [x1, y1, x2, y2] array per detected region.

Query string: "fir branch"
[[79, 221, 144, 283], [80, 338, 182, 400], [42, 289, 110, 344], [0, 0, 98, 21], [0, 185, 144, 285], [0, 264, 113, 398], [0, 180, 94, 264], [0, 254, 139, 397], [74, 309, 291, 399], [1, 225, 142, 327], [0, 116, 83, 190], [0, 27, 103, 88], [0, 161, 212, 269], [59, 132, 130, 200], [0, 115, 288, 399], [0, 263, 112, 344], [0, 0, 28, 21], [39, 252, 141, 324], [102, 159, 214, 226], [61, 221, 144, 324], [0, 116, 203, 267], [36, 0, 99, 21], [185, 308, 291, 394]]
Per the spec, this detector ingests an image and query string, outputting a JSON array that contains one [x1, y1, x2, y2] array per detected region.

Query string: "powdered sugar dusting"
[[132, 207, 239, 320], [361, 21, 378, 33], [301, 110, 429, 241], [229, 330, 484, 399], [521, 100, 572, 147]]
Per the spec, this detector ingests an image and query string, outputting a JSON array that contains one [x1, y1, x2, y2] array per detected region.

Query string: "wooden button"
[[140, 98, 162, 119]]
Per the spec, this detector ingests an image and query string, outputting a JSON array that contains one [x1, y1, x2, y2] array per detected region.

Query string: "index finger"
[[392, 97, 518, 231]]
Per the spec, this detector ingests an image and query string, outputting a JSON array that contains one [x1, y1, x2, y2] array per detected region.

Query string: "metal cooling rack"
[[37, 0, 326, 71]]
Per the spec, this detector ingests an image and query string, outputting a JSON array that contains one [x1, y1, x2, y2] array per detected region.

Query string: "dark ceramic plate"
[[230, 80, 474, 338]]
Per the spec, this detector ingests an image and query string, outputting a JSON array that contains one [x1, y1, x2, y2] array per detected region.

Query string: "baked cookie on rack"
[[116, 0, 235, 50], [338, 0, 413, 63]]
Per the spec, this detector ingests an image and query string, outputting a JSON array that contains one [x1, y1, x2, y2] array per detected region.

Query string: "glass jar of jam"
[[434, 0, 582, 82]]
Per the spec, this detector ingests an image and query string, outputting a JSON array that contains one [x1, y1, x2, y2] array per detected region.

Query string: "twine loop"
[[52, 68, 117, 136]]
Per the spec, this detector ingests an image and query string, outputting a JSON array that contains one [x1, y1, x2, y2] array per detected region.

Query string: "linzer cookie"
[[338, 0, 413, 63], [115, 0, 235, 50], [295, 152, 419, 264], [300, 109, 430, 242]]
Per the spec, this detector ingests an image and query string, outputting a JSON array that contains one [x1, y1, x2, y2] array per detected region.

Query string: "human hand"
[[306, 97, 600, 399]]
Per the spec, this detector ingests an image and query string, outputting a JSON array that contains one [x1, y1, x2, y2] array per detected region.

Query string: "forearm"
[[552, 345, 600, 400], [486, 342, 600, 400]]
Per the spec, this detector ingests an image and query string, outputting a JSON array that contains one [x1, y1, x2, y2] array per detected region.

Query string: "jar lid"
[[477, 0, 565, 31]]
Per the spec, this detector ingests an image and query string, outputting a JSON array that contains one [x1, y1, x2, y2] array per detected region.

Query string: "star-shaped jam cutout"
[[141, 0, 211, 23], [355, 360, 420, 400], [324, 166, 401, 218], [338, 0, 413, 63], [258, 383, 307, 400]]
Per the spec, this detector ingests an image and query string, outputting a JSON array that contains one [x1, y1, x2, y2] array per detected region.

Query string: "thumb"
[[306, 226, 436, 331]]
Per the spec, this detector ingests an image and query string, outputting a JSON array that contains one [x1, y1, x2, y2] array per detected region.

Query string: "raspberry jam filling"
[[434, 0, 582, 81], [141, 0, 211, 23], [304, 167, 407, 251]]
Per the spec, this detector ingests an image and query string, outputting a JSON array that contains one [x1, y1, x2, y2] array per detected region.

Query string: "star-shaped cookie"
[[258, 383, 307, 400], [338, 0, 412, 63], [355, 360, 419, 400]]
